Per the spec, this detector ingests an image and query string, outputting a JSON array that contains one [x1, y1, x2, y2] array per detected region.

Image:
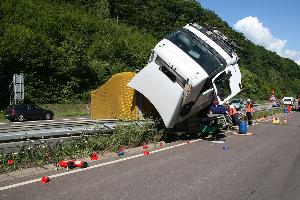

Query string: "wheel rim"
[[45, 113, 51, 120], [18, 114, 24, 122]]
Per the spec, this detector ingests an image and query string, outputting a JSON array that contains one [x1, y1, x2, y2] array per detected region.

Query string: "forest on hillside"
[[1, 0, 299, 108]]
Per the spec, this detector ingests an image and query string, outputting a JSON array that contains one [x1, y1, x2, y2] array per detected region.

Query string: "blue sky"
[[199, 0, 300, 64]]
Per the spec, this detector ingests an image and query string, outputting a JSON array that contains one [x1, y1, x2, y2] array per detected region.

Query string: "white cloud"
[[233, 16, 300, 64]]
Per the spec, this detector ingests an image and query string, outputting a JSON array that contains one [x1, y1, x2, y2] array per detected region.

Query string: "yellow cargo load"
[[91, 72, 139, 120]]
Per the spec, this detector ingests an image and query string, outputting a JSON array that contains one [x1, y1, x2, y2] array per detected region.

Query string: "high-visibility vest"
[[246, 103, 254, 112], [228, 105, 237, 116]]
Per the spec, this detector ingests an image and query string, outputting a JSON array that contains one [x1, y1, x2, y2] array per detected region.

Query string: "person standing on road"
[[246, 99, 254, 125], [228, 102, 239, 125]]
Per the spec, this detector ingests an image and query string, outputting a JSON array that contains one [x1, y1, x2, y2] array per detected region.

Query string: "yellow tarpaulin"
[[91, 72, 139, 120]]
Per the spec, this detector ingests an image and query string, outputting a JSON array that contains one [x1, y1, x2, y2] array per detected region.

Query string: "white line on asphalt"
[[0, 123, 6, 125], [62, 119, 70, 121], [0, 139, 202, 191], [78, 118, 87, 120]]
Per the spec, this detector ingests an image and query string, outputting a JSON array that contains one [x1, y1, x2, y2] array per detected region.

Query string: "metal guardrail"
[[0, 103, 282, 153], [0, 120, 142, 142], [0, 120, 144, 153]]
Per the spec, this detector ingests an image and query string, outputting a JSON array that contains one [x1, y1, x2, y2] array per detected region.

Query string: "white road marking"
[[0, 139, 202, 191], [210, 141, 225, 144], [62, 119, 70, 121], [0, 123, 6, 125], [29, 121, 38, 123], [78, 118, 87, 120]]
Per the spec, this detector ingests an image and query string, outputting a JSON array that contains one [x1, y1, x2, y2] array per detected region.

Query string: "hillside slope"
[[0, 0, 299, 108]]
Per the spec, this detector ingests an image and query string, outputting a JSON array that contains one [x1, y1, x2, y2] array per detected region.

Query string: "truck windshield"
[[167, 30, 226, 75], [190, 24, 235, 57]]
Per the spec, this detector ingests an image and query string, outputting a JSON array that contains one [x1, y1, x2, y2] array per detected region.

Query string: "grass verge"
[[41, 103, 89, 117], [253, 107, 284, 120], [0, 119, 163, 174]]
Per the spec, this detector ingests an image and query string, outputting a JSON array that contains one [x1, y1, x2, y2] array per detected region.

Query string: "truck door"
[[212, 64, 242, 104], [128, 62, 184, 128]]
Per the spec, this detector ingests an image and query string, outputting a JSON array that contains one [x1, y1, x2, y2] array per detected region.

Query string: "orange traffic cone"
[[283, 116, 287, 124]]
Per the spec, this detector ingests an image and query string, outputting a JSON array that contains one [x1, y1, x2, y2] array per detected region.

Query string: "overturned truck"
[[128, 23, 242, 128]]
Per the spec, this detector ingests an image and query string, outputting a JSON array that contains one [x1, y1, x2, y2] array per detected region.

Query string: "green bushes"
[[109, 118, 163, 151], [253, 108, 283, 120], [0, 118, 163, 173]]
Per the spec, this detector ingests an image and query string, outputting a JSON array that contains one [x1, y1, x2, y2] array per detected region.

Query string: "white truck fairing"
[[128, 23, 242, 128]]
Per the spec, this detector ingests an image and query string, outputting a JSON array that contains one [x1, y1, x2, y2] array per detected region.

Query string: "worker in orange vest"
[[227, 102, 239, 125], [246, 99, 254, 125]]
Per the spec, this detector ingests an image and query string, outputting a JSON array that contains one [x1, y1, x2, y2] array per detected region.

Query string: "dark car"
[[4, 104, 54, 122]]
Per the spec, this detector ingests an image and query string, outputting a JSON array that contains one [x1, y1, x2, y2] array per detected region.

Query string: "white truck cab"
[[128, 23, 242, 128]]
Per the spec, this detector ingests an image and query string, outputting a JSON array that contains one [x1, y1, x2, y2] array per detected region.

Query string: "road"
[[0, 112, 299, 200]]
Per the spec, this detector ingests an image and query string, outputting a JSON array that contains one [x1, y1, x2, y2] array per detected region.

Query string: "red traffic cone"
[[58, 160, 75, 169], [143, 150, 150, 156], [7, 159, 14, 165], [73, 160, 88, 168], [40, 176, 50, 184], [143, 145, 149, 149], [90, 152, 99, 160]]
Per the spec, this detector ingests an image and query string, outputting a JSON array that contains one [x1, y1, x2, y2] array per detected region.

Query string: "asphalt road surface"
[[0, 112, 299, 200]]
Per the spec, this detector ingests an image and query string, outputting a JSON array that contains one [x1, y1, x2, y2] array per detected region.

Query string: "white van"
[[282, 97, 294, 106]]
